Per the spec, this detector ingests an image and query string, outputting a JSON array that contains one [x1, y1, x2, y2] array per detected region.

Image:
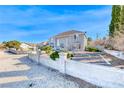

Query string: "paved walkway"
[[0, 51, 97, 88]]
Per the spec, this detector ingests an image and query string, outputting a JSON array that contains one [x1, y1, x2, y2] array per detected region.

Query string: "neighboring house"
[[49, 30, 87, 51], [37, 41, 48, 47], [20, 43, 35, 51]]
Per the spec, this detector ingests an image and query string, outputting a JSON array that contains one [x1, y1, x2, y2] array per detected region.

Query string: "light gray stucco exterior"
[[49, 30, 87, 51]]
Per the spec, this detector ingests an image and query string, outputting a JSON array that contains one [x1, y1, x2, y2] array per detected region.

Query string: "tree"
[[108, 5, 124, 50], [120, 6, 124, 33], [109, 5, 121, 37], [5, 40, 21, 50], [87, 37, 92, 42], [103, 37, 106, 40], [87, 37, 92, 46], [40, 46, 53, 54]]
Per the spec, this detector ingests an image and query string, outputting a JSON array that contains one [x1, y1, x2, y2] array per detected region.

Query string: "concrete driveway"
[[0, 51, 97, 88]]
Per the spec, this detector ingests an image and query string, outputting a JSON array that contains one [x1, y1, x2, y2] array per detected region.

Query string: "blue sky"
[[0, 5, 112, 43]]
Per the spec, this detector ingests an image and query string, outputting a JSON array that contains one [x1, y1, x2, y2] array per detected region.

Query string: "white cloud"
[[47, 6, 111, 20], [0, 6, 112, 42], [0, 6, 112, 25]]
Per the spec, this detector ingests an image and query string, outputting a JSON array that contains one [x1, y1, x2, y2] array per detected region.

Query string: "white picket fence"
[[28, 53, 124, 88]]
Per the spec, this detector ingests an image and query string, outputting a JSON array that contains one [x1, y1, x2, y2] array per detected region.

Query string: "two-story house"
[[49, 30, 87, 51]]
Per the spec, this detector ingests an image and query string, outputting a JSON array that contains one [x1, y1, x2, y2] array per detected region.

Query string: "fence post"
[[36, 47, 41, 64], [59, 52, 67, 74]]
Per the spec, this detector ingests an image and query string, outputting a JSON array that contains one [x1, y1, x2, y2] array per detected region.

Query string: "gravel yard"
[[103, 53, 124, 69], [0, 51, 97, 88], [72, 51, 124, 69], [72, 52, 112, 66]]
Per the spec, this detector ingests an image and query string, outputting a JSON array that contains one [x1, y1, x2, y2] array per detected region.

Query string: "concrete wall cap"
[[59, 52, 67, 56]]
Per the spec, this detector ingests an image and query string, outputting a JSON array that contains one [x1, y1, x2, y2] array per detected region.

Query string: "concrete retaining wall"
[[28, 53, 124, 88], [104, 49, 124, 60], [8, 49, 28, 54]]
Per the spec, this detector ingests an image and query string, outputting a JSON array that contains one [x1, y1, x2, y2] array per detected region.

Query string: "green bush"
[[50, 51, 59, 60], [67, 53, 74, 59], [85, 46, 101, 52], [40, 46, 53, 55]]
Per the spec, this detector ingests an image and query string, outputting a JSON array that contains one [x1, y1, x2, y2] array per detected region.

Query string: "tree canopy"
[[109, 5, 121, 37], [87, 37, 92, 41], [4, 40, 21, 50], [108, 5, 124, 50]]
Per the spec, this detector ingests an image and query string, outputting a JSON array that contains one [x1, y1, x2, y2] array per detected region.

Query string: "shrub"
[[50, 51, 59, 60], [85, 46, 101, 52], [67, 53, 74, 59], [5, 40, 21, 50], [40, 46, 53, 55], [105, 44, 114, 50]]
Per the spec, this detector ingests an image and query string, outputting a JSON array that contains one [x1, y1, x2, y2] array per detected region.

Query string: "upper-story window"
[[74, 34, 79, 40], [74, 35, 76, 40]]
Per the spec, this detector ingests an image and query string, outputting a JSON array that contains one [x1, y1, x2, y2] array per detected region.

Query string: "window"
[[74, 35, 76, 40], [60, 43, 64, 48], [74, 34, 79, 40], [57, 39, 60, 46], [79, 44, 81, 49]]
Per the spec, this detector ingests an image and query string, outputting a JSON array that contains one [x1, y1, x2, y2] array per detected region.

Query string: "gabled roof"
[[21, 42, 36, 47], [55, 30, 86, 38]]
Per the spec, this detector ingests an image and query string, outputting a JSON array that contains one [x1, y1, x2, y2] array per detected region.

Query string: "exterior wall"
[[49, 37, 55, 47], [56, 37, 71, 51], [49, 33, 87, 51], [8, 48, 28, 54], [28, 53, 67, 73], [104, 49, 124, 60], [20, 43, 32, 51], [29, 53, 124, 88], [82, 35, 87, 50]]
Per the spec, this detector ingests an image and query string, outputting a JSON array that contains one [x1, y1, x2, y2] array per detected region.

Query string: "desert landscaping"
[[0, 5, 124, 88], [0, 50, 99, 88]]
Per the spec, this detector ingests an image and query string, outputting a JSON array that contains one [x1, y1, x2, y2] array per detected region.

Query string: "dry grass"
[[107, 33, 124, 51]]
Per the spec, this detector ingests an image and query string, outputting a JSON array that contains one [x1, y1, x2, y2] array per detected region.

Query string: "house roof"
[[39, 41, 48, 45], [55, 30, 86, 38], [21, 42, 36, 47]]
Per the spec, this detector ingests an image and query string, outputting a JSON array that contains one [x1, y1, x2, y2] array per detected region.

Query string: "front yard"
[[72, 51, 124, 69], [0, 51, 97, 88], [1, 49, 124, 88]]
